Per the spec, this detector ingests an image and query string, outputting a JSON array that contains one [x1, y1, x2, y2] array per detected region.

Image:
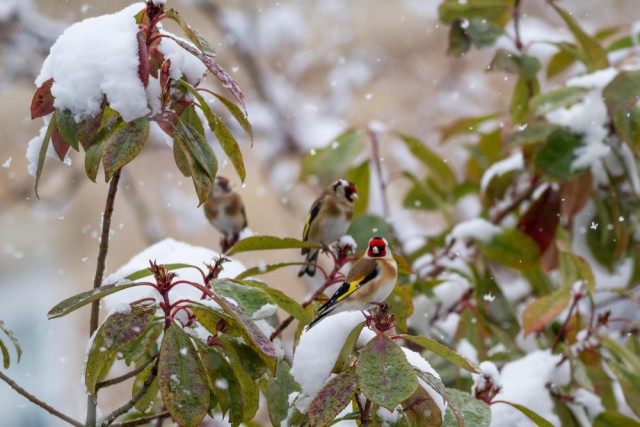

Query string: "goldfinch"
[[299, 179, 358, 277], [306, 237, 397, 330], [203, 176, 248, 253]]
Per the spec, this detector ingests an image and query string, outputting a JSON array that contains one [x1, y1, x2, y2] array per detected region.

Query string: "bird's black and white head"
[[212, 176, 233, 197], [366, 236, 391, 259], [332, 179, 358, 203]]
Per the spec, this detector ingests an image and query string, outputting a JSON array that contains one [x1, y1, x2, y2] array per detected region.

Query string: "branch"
[[101, 361, 159, 426], [87, 169, 122, 427], [0, 371, 83, 427], [110, 411, 170, 427], [96, 356, 156, 390], [513, 0, 524, 51]]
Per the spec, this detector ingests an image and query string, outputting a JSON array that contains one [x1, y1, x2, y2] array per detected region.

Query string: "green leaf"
[[309, 366, 358, 427], [402, 384, 443, 426], [235, 262, 307, 280], [191, 159, 214, 205], [477, 228, 541, 270], [211, 279, 276, 319], [267, 360, 301, 427], [34, 116, 56, 198], [333, 322, 366, 373], [399, 134, 456, 193], [346, 161, 370, 217], [509, 123, 561, 146], [443, 388, 491, 427], [236, 279, 312, 324], [218, 337, 260, 421], [0, 340, 9, 369], [55, 109, 79, 151], [466, 18, 504, 48], [102, 117, 149, 182], [402, 171, 439, 211], [164, 9, 205, 53], [213, 115, 246, 182], [300, 129, 367, 185], [132, 360, 160, 413], [494, 401, 554, 427], [120, 321, 163, 366], [510, 75, 532, 124], [609, 361, 640, 417], [399, 334, 480, 373], [212, 92, 253, 141], [227, 235, 320, 255], [549, 2, 608, 72], [48, 282, 144, 319], [84, 138, 105, 183], [521, 287, 571, 336], [158, 324, 209, 427], [438, 0, 513, 26], [85, 304, 157, 396], [0, 320, 22, 365], [559, 251, 595, 293], [177, 104, 217, 180], [447, 20, 471, 56], [531, 86, 591, 115], [546, 49, 577, 79], [603, 70, 640, 114], [594, 411, 640, 427], [439, 113, 500, 142], [356, 336, 418, 411], [612, 107, 640, 149], [172, 130, 192, 177], [533, 128, 585, 180]]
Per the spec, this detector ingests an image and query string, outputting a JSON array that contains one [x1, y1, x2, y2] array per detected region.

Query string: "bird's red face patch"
[[367, 236, 387, 258]]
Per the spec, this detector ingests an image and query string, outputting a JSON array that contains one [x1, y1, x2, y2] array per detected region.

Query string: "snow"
[[490, 350, 571, 427], [251, 303, 278, 320], [337, 235, 357, 251], [35, 4, 148, 122], [480, 151, 524, 193], [1, 157, 11, 168], [102, 238, 245, 311], [471, 361, 501, 396], [572, 388, 604, 420], [449, 218, 501, 244], [401, 347, 447, 418], [456, 339, 478, 365], [546, 68, 618, 172], [157, 30, 207, 84], [26, 116, 72, 177], [291, 311, 365, 397]]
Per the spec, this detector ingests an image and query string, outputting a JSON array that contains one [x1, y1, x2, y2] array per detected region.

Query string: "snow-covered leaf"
[[442, 388, 491, 427], [85, 304, 157, 397], [267, 360, 301, 427], [531, 86, 591, 116], [300, 129, 367, 186], [533, 128, 584, 180], [48, 282, 144, 319], [522, 288, 571, 336], [399, 335, 480, 374], [102, 117, 150, 182], [356, 336, 418, 411], [31, 78, 55, 119], [211, 279, 275, 319], [236, 279, 312, 323], [493, 401, 554, 427], [309, 366, 358, 427], [158, 324, 209, 427], [227, 235, 320, 255]]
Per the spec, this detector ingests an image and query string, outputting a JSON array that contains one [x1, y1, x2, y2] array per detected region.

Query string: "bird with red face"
[[306, 236, 397, 330], [299, 179, 358, 277]]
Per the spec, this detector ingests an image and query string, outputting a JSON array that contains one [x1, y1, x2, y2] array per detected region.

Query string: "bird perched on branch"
[[299, 179, 358, 277], [306, 237, 397, 330], [203, 176, 247, 253]]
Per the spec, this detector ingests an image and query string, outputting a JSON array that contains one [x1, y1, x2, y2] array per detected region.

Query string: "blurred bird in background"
[[299, 179, 358, 277], [306, 236, 397, 330], [203, 176, 248, 253]]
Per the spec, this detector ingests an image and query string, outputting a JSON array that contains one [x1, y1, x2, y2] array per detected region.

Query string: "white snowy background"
[[1, 0, 640, 426]]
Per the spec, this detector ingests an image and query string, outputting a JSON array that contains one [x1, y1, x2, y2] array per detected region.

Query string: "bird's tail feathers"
[[298, 249, 319, 277], [305, 307, 335, 331]]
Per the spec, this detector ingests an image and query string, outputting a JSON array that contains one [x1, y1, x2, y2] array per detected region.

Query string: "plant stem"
[[0, 371, 83, 427], [87, 169, 122, 427], [513, 0, 524, 51], [101, 361, 159, 426], [96, 356, 156, 390], [110, 411, 170, 427]]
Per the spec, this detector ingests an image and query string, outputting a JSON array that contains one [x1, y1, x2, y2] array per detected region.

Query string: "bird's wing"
[[317, 260, 381, 313], [302, 195, 325, 242]]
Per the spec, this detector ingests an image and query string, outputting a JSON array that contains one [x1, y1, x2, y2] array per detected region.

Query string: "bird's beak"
[[351, 193, 359, 200], [371, 246, 379, 255]]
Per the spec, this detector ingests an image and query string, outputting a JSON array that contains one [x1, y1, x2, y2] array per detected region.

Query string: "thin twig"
[[97, 356, 156, 390], [551, 295, 580, 351], [111, 411, 170, 427], [87, 169, 122, 426], [101, 361, 159, 426], [0, 371, 83, 427], [513, 0, 524, 51]]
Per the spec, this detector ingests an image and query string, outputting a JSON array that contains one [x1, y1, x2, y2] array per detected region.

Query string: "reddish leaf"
[[137, 30, 149, 87], [76, 109, 105, 150], [102, 117, 150, 181], [148, 46, 164, 78], [31, 78, 55, 119], [51, 126, 71, 161], [153, 111, 179, 137], [160, 59, 172, 100], [522, 287, 571, 335], [517, 186, 561, 253], [167, 35, 246, 110], [560, 172, 593, 220], [309, 367, 358, 427]]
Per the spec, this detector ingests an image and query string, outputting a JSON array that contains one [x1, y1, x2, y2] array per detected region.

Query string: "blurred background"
[[0, 0, 638, 425]]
